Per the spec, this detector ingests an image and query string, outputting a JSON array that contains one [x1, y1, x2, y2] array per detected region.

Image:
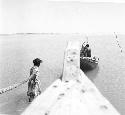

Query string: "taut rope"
[[0, 77, 30, 94], [114, 32, 123, 53]]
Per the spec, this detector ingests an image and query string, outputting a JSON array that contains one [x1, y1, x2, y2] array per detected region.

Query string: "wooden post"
[[22, 41, 120, 115]]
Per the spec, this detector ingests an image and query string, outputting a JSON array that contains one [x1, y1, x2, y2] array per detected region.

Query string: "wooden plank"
[[62, 41, 80, 81], [22, 41, 120, 115]]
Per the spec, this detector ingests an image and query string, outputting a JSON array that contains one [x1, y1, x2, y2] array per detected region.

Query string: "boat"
[[80, 56, 99, 71], [80, 57, 99, 71], [80, 42, 99, 71]]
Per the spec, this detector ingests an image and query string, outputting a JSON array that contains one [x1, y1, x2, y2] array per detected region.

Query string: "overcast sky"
[[0, 0, 125, 34], [49, 0, 125, 3]]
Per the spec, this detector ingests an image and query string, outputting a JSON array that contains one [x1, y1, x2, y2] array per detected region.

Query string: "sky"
[[49, 0, 125, 3], [0, 0, 125, 34]]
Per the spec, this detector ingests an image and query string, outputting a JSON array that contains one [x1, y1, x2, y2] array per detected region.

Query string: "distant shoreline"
[[0, 33, 82, 35], [0, 32, 125, 36]]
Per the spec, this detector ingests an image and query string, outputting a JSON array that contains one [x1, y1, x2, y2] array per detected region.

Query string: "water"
[[0, 33, 125, 115]]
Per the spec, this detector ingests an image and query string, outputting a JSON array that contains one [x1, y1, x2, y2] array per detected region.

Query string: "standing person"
[[27, 58, 42, 101]]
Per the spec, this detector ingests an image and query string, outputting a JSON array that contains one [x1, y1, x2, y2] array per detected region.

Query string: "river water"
[[0, 33, 125, 115]]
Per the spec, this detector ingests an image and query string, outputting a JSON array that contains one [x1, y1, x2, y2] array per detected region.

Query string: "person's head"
[[33, 58, 42, 67], [86, 44, 89, 47]]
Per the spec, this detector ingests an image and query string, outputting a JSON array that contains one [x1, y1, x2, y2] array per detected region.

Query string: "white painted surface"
[[62, 41, 80, 81]]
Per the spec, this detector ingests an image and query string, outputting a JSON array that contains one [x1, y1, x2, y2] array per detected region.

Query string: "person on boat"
[[80, 42, 86, 57], [81, 44, 91, 57], [27, 58, 42, 100], [84, 44, 91, 57]]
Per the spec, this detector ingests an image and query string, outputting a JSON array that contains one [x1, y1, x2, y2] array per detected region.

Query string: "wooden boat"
[[80, 56, 99, 71], [80, 42, 99, 71]]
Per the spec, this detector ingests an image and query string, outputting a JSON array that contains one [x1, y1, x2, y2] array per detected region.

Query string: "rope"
[[0, 77, 30, 94], [114, 32, 123, 53]]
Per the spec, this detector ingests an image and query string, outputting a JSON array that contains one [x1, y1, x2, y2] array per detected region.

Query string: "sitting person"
[[81, 44, 91, 57], [80, 43, 85, 57], [27, 58, 42, 99]]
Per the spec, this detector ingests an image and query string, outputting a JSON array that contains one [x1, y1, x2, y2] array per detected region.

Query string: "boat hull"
[[80, 57, 99, 71]]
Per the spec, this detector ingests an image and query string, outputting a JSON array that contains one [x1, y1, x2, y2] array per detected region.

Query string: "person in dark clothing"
[[84, 44, 91, 57], [80, 43, 91, 57], [80, 42, 85, 57]]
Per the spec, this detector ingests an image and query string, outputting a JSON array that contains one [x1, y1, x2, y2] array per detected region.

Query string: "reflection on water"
[[0, 34, 125, 115]]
